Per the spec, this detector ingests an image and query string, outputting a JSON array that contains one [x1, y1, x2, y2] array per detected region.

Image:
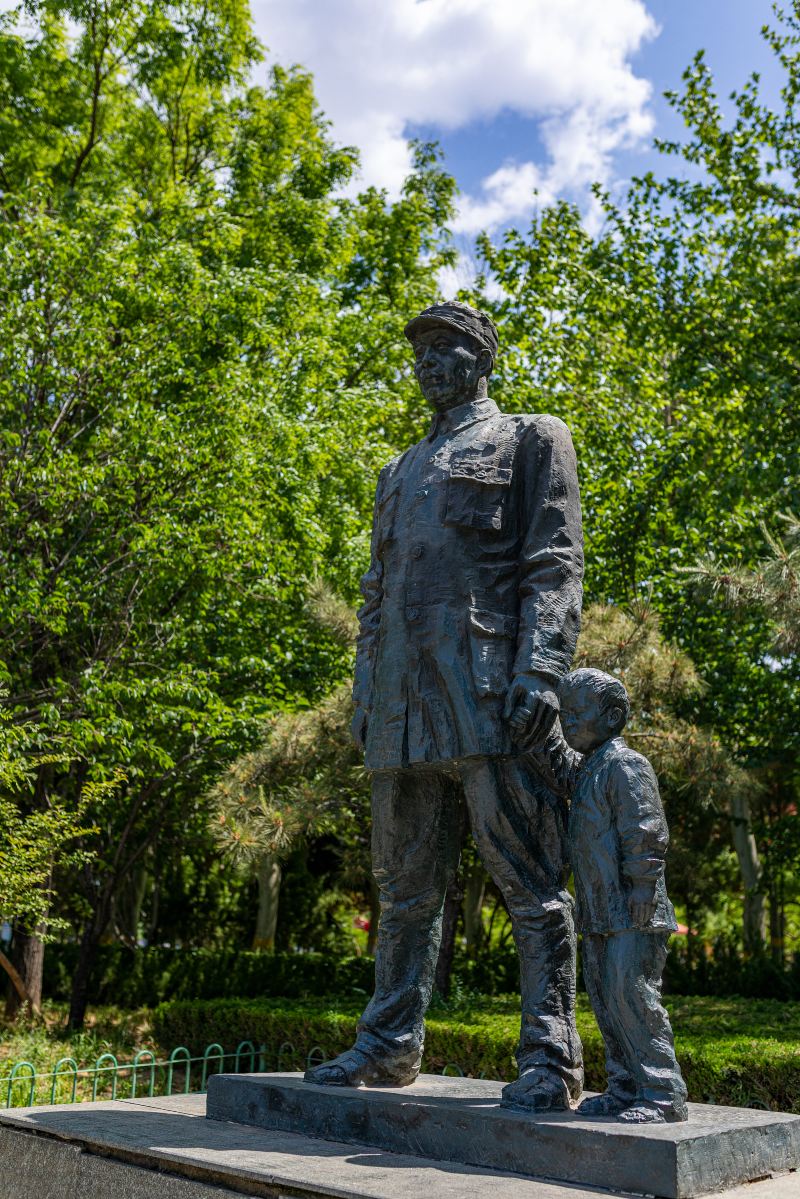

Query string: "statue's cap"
[[404, 301, 498, 360]]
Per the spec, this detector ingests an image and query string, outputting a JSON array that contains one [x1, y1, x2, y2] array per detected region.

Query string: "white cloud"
[[453, 162, 544, 235], [251, 0, 658, 231]]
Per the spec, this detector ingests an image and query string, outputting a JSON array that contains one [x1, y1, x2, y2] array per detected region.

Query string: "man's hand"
[[628, 885, 657, 929], [351, 706, 369, 752], [503, 673, 560, 748]]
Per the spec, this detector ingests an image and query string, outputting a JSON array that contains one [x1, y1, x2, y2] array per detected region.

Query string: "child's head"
[[558, 669, 630, 754]]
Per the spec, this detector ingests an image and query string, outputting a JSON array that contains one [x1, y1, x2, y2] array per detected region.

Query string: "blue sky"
[[251, 0, 784, 245], [408, 0, 781, 202]]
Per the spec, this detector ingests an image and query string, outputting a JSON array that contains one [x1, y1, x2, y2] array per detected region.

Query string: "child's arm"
[[611, 756, 669, 927], [524, 725, 582, 798]]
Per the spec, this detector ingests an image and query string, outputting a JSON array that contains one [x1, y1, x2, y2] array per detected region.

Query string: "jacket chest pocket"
[[468, 607, 518, 698], [376, 483, 401, 553], [445, 460, 512, 531]]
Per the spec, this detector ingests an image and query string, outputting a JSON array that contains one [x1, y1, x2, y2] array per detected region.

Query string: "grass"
[[0, 1001, 156, 1065], [430, 991, 800, 1042], [0, 1002, 159, 1107]]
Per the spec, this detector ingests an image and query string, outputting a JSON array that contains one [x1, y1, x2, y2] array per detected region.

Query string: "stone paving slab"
[[0, 1091, 796, 1199], [207, 1072, 800, 1199]]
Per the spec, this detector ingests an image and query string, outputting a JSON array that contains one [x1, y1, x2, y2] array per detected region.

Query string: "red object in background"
[[353, 915, 371, 931]]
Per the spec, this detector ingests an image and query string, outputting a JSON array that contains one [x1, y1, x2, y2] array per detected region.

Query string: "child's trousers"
[[582, 930, 687, 1119]]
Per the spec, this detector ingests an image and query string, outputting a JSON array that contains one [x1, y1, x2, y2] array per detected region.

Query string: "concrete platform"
[[0, 1090, 796, 1199], [207, 1072, 800, 1199]]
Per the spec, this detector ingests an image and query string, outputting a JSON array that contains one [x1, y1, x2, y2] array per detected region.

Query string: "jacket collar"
[[580, 736, 627, 774], [427, 397, 499, 442]]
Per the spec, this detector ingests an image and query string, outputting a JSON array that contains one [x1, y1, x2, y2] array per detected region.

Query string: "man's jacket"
[[528, 734, 678, 934], [353, 396, 583, 770]]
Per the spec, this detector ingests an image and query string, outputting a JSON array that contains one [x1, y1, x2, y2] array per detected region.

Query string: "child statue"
[[519, 667, 689, 1124]]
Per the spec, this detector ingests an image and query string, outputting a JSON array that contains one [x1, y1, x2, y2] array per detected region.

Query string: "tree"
[[685, 513, 800, 958], [688, 514, 800, 656], [463, 5, 800, 953], [209, 585, 370, 950], [0, 2, 455, 1026], [468, 4, 799, 720], [0, 704, 98, 1013]]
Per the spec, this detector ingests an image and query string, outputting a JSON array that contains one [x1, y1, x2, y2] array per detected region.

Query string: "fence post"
[[6, 1062, 36, 1109], [131, 1050, 156, 1099], [234, 1041, 256, 1073], [49, 1058, 79, 1105], [92, 1053, 119, 1102], [276, 1041, 296, 1072], [166, 1046, 192, 1096], [201, 1043, 224, 1092]]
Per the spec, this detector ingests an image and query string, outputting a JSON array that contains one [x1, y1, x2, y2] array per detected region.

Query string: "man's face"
[[558, 683, 620, 754], [412, 327, 484, 412]]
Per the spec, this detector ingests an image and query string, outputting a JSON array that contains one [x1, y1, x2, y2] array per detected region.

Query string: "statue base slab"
[[207, 1071, 800, 1199], [0, 1089, 798, 1199]]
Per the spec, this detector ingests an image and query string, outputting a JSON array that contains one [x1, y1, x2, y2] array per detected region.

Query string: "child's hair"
[[559, 668, 631, 729]]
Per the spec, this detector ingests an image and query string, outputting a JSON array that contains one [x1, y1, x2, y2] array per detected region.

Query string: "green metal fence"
[[1, 1042, 472, 1109], [2, 1041, 253, 1109]]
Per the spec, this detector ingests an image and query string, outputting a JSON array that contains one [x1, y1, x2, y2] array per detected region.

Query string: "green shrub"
[[152, 994, 800, 1112], [43, 941, 800, 1009], [41, 944, 525, 1007], [43, 946, 376, 1008], [665, 939, 800, 1000]]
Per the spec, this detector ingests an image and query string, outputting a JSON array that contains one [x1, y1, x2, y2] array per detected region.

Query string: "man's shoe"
[[577, 1091, 630, 1117], [304, 1047, 418, 1088], [500, 1070, 572, 1112]]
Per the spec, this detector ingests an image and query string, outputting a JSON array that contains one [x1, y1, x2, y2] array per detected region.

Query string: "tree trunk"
[[146, 875, 161, 946], [68, 919, 103, 1031], [434, 873, 464, 998], [0, 948, 41, 1017], [462, 863, 486, 954], [252, 855, 281, 950], [111, 862, 148, 946], [5, 924, 46, 1019], [769, 877, 785, 967], [729, 792, 766, 955], [367, 876, 380, 957]]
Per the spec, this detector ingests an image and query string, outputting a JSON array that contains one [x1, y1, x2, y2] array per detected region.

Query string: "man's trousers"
[[354, 757, 584, 1095], [582, 930, 688, 1118]]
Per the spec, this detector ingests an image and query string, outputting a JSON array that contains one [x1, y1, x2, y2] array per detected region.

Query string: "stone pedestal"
[[207, 1072, 800, 1199], [0, 1089, 798, 1199]]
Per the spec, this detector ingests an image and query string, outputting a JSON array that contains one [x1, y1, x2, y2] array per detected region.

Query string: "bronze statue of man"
[[306, 301, 584, 1111]]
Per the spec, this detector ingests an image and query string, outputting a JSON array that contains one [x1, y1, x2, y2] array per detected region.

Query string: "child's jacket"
[[529, 733, 677, 935]]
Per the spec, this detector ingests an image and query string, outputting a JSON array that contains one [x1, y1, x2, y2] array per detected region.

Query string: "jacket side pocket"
[[468, 607, 518, 697]]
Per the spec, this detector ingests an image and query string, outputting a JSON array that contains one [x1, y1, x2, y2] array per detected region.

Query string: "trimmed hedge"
[[41, 944, 523, 1007], [42, 942, 800, 1010], [42, 946, 377, 1007], [152, 994, 800, 1113]]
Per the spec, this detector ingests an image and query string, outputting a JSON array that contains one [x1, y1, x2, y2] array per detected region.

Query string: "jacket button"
[[411, 544, 425, 559], [407, 607, 419, 621]]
